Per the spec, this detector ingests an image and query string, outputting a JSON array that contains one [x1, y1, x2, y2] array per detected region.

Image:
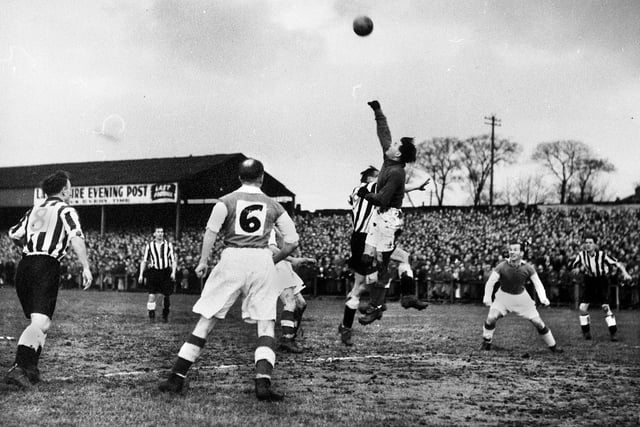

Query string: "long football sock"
[[537, 326, 557, 347], [482, 322, 495, 343], [579, 314, 590, 334], [255, 336, 276, 379], [280, 310, 296, 339], [342, 306, 356, 329], [173, 333, 206, 377]]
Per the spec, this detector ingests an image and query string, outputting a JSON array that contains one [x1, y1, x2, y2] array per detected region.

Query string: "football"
[[353, 16, 374, 37]]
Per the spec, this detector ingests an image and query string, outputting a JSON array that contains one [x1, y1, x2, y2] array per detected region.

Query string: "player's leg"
[[255, 319, 283, 401], [396, 258, 428, 310], [481, 307, 503, 350], [339, 272, 367, 346], [293, 291, 307, 338], [579, 277, 597, 339], [278, 288, 302, 353], [359, 250, 392, 325], [529, 315, 562, 352], [5, 257, 58, 388], [147, 293, 157, 321], [579, 302, 591, 339], [159, 315, 217, 393], [601, 304, 617, 341], [7, 313, 51, 388], [162, 274, 173, 322]]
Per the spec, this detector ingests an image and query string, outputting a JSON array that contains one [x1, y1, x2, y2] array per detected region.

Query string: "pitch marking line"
[[49, 352, 440, 382]]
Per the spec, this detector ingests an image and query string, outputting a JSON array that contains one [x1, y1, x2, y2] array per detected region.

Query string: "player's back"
[[218, 190, 285, 249]]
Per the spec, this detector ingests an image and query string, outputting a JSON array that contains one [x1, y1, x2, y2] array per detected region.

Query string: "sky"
[[1, 0, 639, 210]]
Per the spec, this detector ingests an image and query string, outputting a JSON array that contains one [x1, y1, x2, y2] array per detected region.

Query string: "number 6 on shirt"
[[235, 200, 266, 236]]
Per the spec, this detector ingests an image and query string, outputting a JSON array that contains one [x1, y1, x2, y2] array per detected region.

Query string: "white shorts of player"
[[276, 260, 305, 294], [490, 288, 540, 320], [192, 247, 279, 323], [365, 207, 403, 253]]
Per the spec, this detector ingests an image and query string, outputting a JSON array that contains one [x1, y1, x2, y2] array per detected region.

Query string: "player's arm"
[[530, 273, 550, 306], [62, 208, 92, 290], [70, 234, 93, 290], [605, 253, 633, 281], [405, 176, 431, 193], [368, 100, 392, 154], [570, 253, 581, 274], [195, 228, 218, 278], [8, 210, 29, 248], [138, 245, 148, 283], [169, 243, 177, 281], [483, 270, 500, 306], [196, 202, 227, 278], [273, 212, 299, 264]]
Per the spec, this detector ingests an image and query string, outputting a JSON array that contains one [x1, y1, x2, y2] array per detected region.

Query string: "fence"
[[30, 271, 640, 310]]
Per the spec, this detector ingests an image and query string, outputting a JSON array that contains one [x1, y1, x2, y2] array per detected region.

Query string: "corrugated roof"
[[0, 153, 295, 199]]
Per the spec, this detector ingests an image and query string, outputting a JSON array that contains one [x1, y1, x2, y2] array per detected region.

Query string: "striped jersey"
[[349, 182, 377, 234], [8, 196, 84, 261], [142, 240, 175, 270], [571, 250, 618, 277]]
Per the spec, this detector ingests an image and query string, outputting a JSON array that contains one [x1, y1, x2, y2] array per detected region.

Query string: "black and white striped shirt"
[[571, 250, 618, 277], [349, 182, 377, 234], [142, 240, 175, 270], [8, 197, 84, 261]]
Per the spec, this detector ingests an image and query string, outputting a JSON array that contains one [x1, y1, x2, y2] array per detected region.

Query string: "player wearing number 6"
[[481, 241, 562, 353], [159, 158, 299, 401], [5, 170, 93, 389]]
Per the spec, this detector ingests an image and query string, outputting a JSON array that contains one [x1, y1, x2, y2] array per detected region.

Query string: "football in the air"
[[353, 16, 374, 37]]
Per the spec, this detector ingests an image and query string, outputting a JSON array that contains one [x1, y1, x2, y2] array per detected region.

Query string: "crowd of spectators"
[[1, 206, 638, 308]]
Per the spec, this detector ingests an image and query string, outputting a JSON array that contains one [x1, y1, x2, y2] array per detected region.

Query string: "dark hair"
[[399, 137, 417, 164], [238, 158, 264, 182], [359, 166, 379, 183], [41, 170, 70, 196], [584, 233, 597, 243]]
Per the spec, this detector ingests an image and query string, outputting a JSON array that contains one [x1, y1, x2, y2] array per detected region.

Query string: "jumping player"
[[481, 241, 562, 353], [158, 158, 299, 401], [339, 165, 428, 346], [4, 170, 93, 389], [357, 100, 419, 326], [571, 234, 632, 341]]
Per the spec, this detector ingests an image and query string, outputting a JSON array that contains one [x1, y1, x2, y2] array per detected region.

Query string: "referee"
[[5, 170, 93, 389], [571, 234, 631, 341], [139, 227, 177, 322]]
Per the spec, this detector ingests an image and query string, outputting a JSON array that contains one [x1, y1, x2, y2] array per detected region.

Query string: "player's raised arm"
[[368, 100, 392, 155]]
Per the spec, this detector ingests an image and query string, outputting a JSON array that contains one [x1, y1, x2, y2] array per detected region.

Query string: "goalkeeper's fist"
[[367, 100, 380, 110]]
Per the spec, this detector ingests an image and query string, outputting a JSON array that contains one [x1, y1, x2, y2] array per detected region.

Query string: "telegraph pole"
[[484, 115, 501, 206]]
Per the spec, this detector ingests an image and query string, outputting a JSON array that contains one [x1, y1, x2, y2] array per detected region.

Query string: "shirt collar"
[[235, 184, 264, 194]]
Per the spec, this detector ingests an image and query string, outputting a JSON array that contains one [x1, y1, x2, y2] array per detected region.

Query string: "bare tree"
[[574, 157, 615, 203], [415, 137, 463, 206], [531, 140, 589, 204], [499, 173, 553, 205], [459, 135, 520, 206]]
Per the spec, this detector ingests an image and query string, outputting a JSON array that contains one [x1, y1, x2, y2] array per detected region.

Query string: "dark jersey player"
[[357, 100, 418, 326]]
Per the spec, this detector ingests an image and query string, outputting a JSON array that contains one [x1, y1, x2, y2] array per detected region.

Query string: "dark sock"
[[342, 306, 356, 328], [400, 274, 414, 296]]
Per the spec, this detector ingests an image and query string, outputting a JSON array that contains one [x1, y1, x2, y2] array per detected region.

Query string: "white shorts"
[[490, 288, 540, 320], [275, 260, 305, 294], [192, 247, 279, 323], [365, 208, 403, 253]]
